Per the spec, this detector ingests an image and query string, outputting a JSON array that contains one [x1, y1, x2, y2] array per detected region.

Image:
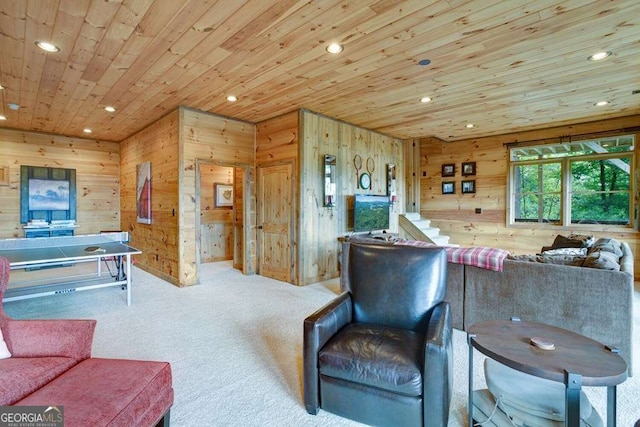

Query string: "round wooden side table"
[[468, 319, 628, 427]]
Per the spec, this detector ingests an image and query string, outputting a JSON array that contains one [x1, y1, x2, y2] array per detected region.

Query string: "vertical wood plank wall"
[[298, 110, 406, 285], [0, 128, 120, 238], [200, 164, 234, 262], [181, 107, 256, 286], [120, 110, 180, 285], [419, 115, 640, 276], [255, 110, 300, 283]]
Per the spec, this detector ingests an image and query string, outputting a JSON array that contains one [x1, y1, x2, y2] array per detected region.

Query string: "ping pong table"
[[0, 232, 141, 306]]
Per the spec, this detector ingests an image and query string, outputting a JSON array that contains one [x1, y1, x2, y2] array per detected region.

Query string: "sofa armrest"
[[303, 292, 352, 414], [423, 301, 453, 427], [4, 318, 96, 361]]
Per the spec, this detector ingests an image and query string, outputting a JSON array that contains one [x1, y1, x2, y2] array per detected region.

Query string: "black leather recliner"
[[303, 243, 452, 427]]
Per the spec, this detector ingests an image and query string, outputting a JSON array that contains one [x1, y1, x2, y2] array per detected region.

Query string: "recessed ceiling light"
[[0, 85, 4, 90], [326, 43, 343, 54], [595, 101, 610, 106], [104, 106, 116, 113], [8, 103, 19, 110], [420, 96, 432, 103], [0, 115, 6, 121], [466, 123, 475, 128], [588, 51, 611, 61], [418, 59, 431, 66], [226, 95, 238, 102], [83, 128, 92, 134], [35, 41, 60, 52]]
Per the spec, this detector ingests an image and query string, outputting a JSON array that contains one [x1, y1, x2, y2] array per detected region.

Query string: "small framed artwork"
[[442, 181, 455, 195], [462, 161, 476, 176], [462, 180, 476, 194], [215, 183, 234, 208], [441, 164, 455, 177]]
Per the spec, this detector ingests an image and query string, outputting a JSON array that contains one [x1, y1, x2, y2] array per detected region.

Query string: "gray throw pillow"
[[583, 250, 620, 270], [588, 237, 623, 258]]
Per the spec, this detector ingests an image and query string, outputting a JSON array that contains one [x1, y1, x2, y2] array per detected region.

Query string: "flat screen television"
[[353, 194, 390, 233]]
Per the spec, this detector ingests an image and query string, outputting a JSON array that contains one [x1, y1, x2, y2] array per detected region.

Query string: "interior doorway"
[[196, 160, 250, 281]]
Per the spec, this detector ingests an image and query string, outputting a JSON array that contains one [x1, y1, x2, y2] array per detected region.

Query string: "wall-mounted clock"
[[359, 172, 371, 190]]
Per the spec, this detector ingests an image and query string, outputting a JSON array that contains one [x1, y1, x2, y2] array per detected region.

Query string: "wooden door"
[[258, 163, 293, 283]]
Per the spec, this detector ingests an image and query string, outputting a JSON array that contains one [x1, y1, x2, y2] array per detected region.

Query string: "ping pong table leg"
[[126, 253, 132, 306]]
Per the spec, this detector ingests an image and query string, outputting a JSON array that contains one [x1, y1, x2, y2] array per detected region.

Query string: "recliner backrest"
[[346, 244, 447, 333]]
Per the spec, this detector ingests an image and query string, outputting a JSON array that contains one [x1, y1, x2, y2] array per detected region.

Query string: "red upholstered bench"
[[15, 358, 174, 427]]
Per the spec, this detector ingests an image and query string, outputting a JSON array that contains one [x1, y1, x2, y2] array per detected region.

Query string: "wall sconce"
[[324, 154, 337, 207], [387, 163, 397, 206]]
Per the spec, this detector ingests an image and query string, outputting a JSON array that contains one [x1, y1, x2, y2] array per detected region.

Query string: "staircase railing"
[[398, 214, 437, 244]]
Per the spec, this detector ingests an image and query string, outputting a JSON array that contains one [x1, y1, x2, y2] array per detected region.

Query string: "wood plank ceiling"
[[0, 0, 638, 142]]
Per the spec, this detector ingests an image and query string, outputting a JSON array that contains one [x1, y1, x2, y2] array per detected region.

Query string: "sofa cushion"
[[16, 358, 174, 427], [0, 357, 78, 405], [583, 249, 620, 270], [589, 237, 623, 258], [318, 323, 423, 396]]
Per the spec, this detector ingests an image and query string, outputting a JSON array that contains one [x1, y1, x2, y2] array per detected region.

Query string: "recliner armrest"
[[423, 302, 453, 427], [4, 318, 96, 361], [303, 292, 352, 415]]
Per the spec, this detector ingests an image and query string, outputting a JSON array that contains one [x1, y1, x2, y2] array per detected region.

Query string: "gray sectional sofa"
[[341, 237, 634, 375]]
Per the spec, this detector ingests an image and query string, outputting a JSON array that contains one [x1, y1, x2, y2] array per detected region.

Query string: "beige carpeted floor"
[[5, 261, 639, 426]]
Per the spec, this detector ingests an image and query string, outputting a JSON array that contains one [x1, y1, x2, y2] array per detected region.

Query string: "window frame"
[[507, 138, 635, 229]]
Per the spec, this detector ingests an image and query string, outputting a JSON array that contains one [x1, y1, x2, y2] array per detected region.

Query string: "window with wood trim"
[[508, 135, 634, 227]]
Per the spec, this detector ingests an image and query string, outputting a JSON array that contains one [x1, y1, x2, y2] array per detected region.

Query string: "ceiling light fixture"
[[587, 51, 611, 61], [0, 115, 6, 121], [8, 103, 19, 110], [104, 106, 116, 113], [418, 59, 431, 66], [466, 123, 475, 128], [420, 96, 432, 103], [83, 128, 92, 134], [326, 43, 343, 54], [595, 101, 610, 106], [35, 41, 60, 52], [226, 95, 238, 102]]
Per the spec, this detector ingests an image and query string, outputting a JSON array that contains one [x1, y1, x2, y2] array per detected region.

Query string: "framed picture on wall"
[[441, 164, 455, 177], [462, 161, 476, 176], [442, 181, 455, 195], [136, 161, 151, 224], [215, 183, 234, 207], [462, 180, 476, 194]]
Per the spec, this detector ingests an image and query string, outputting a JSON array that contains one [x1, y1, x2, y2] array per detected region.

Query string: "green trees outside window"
[[510, 136, 634, 227]]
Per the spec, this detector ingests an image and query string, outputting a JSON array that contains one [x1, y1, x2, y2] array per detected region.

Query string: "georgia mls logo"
[[0, 405, 64, 427]]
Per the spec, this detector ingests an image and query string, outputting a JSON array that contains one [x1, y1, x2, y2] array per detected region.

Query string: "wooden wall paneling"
[[403, 138, 420, 213], [181, 107, 255, 286], [0, 128, 120, 238], [255, 110, 299, 284], [120, 110, 180, 285], [418, 115, 640, 277], [298, 110, 405, 285]]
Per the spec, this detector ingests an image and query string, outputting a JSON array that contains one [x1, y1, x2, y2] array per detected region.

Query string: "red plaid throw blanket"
[[394, 239, 509, 272]]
